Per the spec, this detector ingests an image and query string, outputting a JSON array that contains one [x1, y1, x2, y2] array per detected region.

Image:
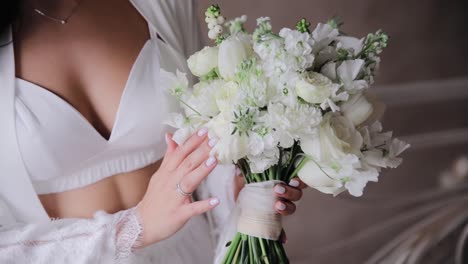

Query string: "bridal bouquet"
[[162, 4, 409, 263]]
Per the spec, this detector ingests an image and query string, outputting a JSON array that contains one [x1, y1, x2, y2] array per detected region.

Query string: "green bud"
[[206, 4, 221, 18], [296, 18, 311, 33]]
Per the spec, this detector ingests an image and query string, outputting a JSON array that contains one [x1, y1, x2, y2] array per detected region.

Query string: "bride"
[[0, 0, 306, 263]]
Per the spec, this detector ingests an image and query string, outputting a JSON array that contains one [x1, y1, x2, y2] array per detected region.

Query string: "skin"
[[13, 0, 306, 247]]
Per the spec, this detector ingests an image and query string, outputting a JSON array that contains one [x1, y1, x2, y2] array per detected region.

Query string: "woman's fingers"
[[182, 197, 220, 219], [166, 128, 209, 169], [274, 184, 303, 202], [176, 137, 217, 177], [179, 156, 218, 194], [288, 177, 308, 189], [275, 200, 296, 216]]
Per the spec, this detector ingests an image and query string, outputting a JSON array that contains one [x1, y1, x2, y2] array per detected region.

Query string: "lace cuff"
[[115, 207, 144, 261]]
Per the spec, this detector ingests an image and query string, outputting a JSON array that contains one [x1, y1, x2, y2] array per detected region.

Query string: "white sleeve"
[[176, 0, 204, 58], [0, 208, 143, 263]]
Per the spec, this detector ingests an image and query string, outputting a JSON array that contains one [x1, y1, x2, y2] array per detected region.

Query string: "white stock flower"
[[160, 69, 189, 98], [187, 46, 219, 77], [295, 72, 339, 105], [185, 80, 224, 117], [218, 34, 253, 80], [247, 132, 280, 173], [279, 28, 315, 69], [215, 81, 241, 113], [267, 102, 322, 148], [340, 92, 374, 126]]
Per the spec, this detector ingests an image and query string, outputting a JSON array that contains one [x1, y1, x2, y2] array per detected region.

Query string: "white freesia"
[[337, 59, 369, 93], [295, 72, 339, 105], [165, 113, 207, 145], [187, 46, 219, 77], [159, 69, 189, 98], [340, 92, 374, 126], [336, 36, 364, 56], [311, 23, 339, 53], [218, 34, 253, 80]]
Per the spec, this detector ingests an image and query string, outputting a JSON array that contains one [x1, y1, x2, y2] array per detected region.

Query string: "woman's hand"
[[136, 129, 219, 247]]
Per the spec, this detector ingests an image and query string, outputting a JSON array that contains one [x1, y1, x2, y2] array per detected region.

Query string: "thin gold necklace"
[[33, 0, 85, 25]]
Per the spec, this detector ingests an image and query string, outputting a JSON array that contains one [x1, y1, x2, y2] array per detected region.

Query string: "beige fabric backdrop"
[[194, 1, 468, 263]]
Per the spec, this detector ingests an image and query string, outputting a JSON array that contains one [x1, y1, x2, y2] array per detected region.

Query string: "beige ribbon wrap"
[[214, 180, 283, 264], [236, 181, 283, 240]]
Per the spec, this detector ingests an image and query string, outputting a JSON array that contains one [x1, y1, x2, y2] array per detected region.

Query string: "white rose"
[[187, 46, 219, 77], [218, 35, 253, 80], [301, 112, 363, 160], [295, 72, 337, 104], [340, 92, 373, 126]]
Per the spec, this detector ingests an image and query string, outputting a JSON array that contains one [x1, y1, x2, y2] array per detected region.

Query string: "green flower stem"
[[288, 155, 310, 181], [178, 99, 202, 116], [259, 238, 270, 264], [222, 233, 241, 264]]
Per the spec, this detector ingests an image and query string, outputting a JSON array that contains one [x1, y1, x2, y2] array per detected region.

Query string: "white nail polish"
[[209, 198, 220, 206], [205, 156, 217, 167], [235, 167, 241, 176], [289, 179, 300, 188], [276, 202, 286, 211], [197, 128, 208, 137], [165, 133, 169, 145], [274, 185, 286, 194], [208, 137, 218, 147]]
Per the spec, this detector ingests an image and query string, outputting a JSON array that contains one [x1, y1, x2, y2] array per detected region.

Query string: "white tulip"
[[218, 35, 253, 80], [295, 72, 337, 104], [297, 160, 346, 196], [340, 92, 373, 126], [187, 46, 219, 77]]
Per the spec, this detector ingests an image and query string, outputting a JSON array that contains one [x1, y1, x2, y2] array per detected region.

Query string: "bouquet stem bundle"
[[222, 143, 306, 264]]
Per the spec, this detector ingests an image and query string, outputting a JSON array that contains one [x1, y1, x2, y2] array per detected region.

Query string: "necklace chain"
[[34, 0, 84, 25]]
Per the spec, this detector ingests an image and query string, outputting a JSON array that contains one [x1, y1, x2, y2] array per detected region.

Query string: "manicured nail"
[[235, 167, 242, 176], [274, 185, 286, 194], [165, 133, 170, 145], [289, 179, 300, 188], [209, 197, 220, 206], [205, 156, 217, 167], [208, 137, 218, 147], [197, 128, 208, 137], [276, 202, 286, 211]]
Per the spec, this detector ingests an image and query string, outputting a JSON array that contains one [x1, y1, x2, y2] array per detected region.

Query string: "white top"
[[15, 37, 183, 194]]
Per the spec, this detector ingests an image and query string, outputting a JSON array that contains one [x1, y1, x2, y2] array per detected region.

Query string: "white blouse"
[[0, 0, 236, 263]]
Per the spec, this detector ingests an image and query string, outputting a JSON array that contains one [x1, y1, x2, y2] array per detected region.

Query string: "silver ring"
[[176, 182, 193, 197]]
